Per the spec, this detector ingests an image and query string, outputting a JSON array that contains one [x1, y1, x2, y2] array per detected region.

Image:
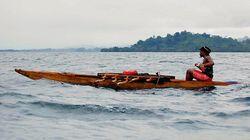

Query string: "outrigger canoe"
[[15, 69, 238, 90]]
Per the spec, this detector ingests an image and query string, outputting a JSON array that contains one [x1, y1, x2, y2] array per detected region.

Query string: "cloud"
[[0, 0, 250, 49]]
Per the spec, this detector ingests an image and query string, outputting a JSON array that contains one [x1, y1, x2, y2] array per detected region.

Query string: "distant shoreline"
[[2, 31, 250, 52], [1, 50, 250, 52], [0, 48, 102, 52]]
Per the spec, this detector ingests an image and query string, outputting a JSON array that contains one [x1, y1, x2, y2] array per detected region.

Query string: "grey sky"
[[0, 0, 250, 49]]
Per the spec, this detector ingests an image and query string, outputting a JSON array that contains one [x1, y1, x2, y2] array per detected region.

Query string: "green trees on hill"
[[101, 31, 250, 52]]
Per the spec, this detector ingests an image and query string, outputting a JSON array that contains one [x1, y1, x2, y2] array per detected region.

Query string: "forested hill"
[[101, 31, 250, 52]]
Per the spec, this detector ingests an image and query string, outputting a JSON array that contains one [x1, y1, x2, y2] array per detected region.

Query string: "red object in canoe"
[[123, 70, 138, 75]]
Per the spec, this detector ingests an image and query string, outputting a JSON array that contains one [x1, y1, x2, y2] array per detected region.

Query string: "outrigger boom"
[[15, 69, 237, 90]]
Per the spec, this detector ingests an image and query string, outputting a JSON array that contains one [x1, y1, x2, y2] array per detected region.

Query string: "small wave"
[[210, 110, 250, 118], [158, 60, 169, 63], [210, 112, 228, 117], [233, 110, 250, 116], [231, 97, 250, 106], [27, 101, 157, 116], [22, 101, 201, 118], [173, 119, 213, 130], [232, 84, 250, 91], [175, 119, 202, 125], [158, 60, 186, 64], [232, 97, 250, 102], [159, 108, 198, 115], [0, 92, 35, 98]]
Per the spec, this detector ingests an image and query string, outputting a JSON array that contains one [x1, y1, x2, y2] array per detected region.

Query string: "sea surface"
[[0, 52, 250, 140]]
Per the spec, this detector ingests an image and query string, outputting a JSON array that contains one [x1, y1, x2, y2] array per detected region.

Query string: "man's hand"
[[195, 63, 204, 67], [195, 63, 205, 72], [199, 63, 204, 68]]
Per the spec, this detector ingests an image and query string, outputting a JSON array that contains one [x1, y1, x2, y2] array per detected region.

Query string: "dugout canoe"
[[15, 69, 237, 90]]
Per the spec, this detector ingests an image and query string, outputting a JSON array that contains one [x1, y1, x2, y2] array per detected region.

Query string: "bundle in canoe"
[[15, 69, 237, 90]]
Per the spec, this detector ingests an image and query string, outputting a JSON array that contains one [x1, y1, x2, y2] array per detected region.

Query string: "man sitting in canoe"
[[186, 46, 214, 81]]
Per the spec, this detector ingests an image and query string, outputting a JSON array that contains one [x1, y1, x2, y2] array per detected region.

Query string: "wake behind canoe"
[[15, 69, 237, 90]]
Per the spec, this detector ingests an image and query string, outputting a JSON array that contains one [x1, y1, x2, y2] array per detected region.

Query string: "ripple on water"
[[232, 97, 250, 102], [0, 92, 36, 99], [231, 96, 250, 106], [19, 101, 158, 116], [210, 109, 250, 118]]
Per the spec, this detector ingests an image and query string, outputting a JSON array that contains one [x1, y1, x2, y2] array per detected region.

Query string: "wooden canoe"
[[15, 69, 237, 90]]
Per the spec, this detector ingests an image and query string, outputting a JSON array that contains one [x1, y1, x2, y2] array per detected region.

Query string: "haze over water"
[[0, 52, 250, 140]]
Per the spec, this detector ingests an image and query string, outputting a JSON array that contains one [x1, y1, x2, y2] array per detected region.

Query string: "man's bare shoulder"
[[205, 55, 213, 60]]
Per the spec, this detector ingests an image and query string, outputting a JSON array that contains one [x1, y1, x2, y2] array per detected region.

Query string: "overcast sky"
[[0, 0, 250, 49]]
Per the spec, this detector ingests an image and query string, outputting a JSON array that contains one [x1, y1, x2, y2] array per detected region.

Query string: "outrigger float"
[[15, 69, 238, 90]]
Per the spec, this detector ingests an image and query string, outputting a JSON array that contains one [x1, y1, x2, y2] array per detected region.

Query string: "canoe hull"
[[15, 69, 234, 90]]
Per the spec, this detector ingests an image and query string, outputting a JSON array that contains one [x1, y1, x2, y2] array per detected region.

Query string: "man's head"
[[199, 46, 211, 57]]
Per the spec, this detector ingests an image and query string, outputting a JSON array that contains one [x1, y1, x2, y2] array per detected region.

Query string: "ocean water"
[[0, 52, 250, 140]]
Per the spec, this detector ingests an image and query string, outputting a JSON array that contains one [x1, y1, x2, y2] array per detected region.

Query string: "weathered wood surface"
[[15, 69, 234, 90]]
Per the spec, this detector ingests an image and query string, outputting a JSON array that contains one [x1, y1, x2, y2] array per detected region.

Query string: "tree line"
[[101, 31, 250, 52]]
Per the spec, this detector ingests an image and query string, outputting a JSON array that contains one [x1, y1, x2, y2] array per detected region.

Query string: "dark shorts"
[[193, 70, 212, 81]]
